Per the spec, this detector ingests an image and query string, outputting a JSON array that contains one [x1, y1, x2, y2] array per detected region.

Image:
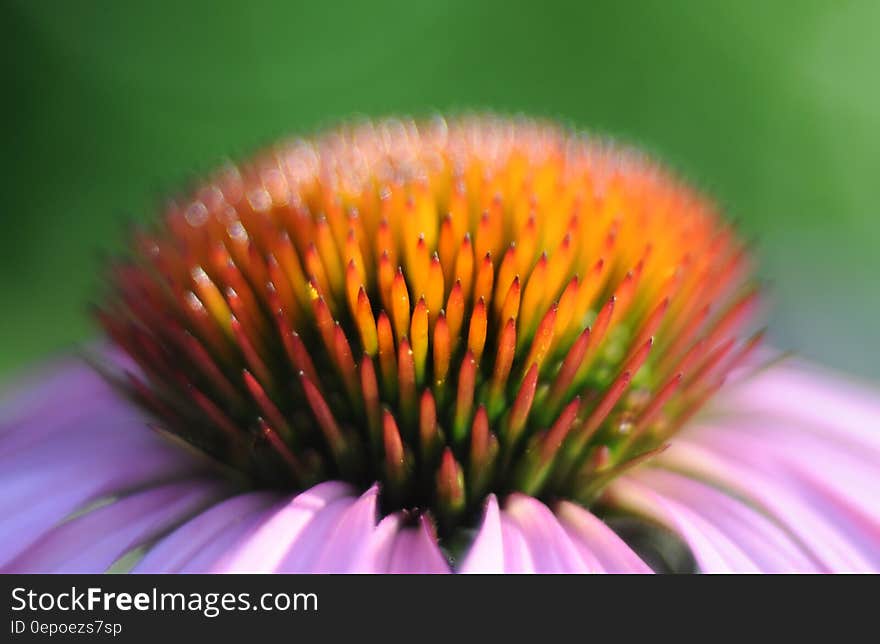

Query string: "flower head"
[[97, 116, 756, 537], [2, 116, 877, 573]]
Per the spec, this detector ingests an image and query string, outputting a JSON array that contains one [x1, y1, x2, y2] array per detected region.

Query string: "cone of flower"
[[1, 116, 877, 573]]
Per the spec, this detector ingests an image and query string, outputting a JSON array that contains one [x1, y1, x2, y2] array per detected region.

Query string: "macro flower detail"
[[1, 116, 878, 573]]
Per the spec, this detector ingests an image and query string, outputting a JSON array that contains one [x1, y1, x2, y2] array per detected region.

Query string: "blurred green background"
[[1, 0, 878, 380]]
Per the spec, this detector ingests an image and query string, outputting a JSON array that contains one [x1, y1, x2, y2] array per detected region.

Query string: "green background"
[[2, 0, 878, 380]]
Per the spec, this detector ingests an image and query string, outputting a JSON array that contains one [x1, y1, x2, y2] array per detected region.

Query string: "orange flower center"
[[99, 116, 759, 537]]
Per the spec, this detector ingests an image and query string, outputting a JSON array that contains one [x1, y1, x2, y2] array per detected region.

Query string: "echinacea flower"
[[1, 116, 877, 573]]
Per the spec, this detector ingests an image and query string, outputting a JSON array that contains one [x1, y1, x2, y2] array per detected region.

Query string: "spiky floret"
[[98, 116, 759, 536]]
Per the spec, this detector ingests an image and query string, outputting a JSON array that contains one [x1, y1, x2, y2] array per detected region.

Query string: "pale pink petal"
[[459, 495, 505, 573], [0, 386, 142, 458], [0, 355, 203, 568], [597, 360, 880, 573], [133, 491, 280, 573], [722, 360, 880, 454], [311, 485, 381, 572], [274, 497, 359, 572], [348, 514, 403, 573], [461, 494, 640, 573], [499, 516, 535, 573], [1, 356, 116, 433], [628, 469, 819, 572], [178, 505, 287, 573], [387, 516, 450, 573], [217, 481, 354, 573], [685, 425, 880, 567], [687, 423, 880, 521], [649, 439, 876, 571], [671, 362, 879, 570], [4, 480, 227, 573], [504, 494, 594, 573], [606, 477, 761, 573], [0, 350, 154, 454], [0, 440, 197, 568], [555, 501, 652, 573]]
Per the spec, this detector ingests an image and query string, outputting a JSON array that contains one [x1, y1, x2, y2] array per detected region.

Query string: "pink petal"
[[598, 360, 880, 573], [459, 495, 505, 573], [499, 517, 535, 573], [503, 494, 594, 573], [4, 481, 226, 573], [311, 485, 381, 572], [0, 388, 143, 459], [0, 356, 203, 568], [667, 360, 880, 570], [651, 439, 877, 571], [0, 439, 197, 568], [1, 356, 113, 431], [461, 495, 643, 573], [274, 497, 358, 572], [722, 360, 880, 454], [629, 469, 819, 572], [217, 481, 354, 573], [555, 501, 652, 573], [606, 476, 761, 573], [0, 349, 151, 454], [688, 422, 880, 520], [178, 505, 288, 573], [348, 514, 403, 573], [133, 491, 280, 573], [387, 516, 450, 573]]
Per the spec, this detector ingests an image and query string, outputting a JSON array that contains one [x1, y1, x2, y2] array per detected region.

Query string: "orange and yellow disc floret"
[[99, 116, 759, 537]]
